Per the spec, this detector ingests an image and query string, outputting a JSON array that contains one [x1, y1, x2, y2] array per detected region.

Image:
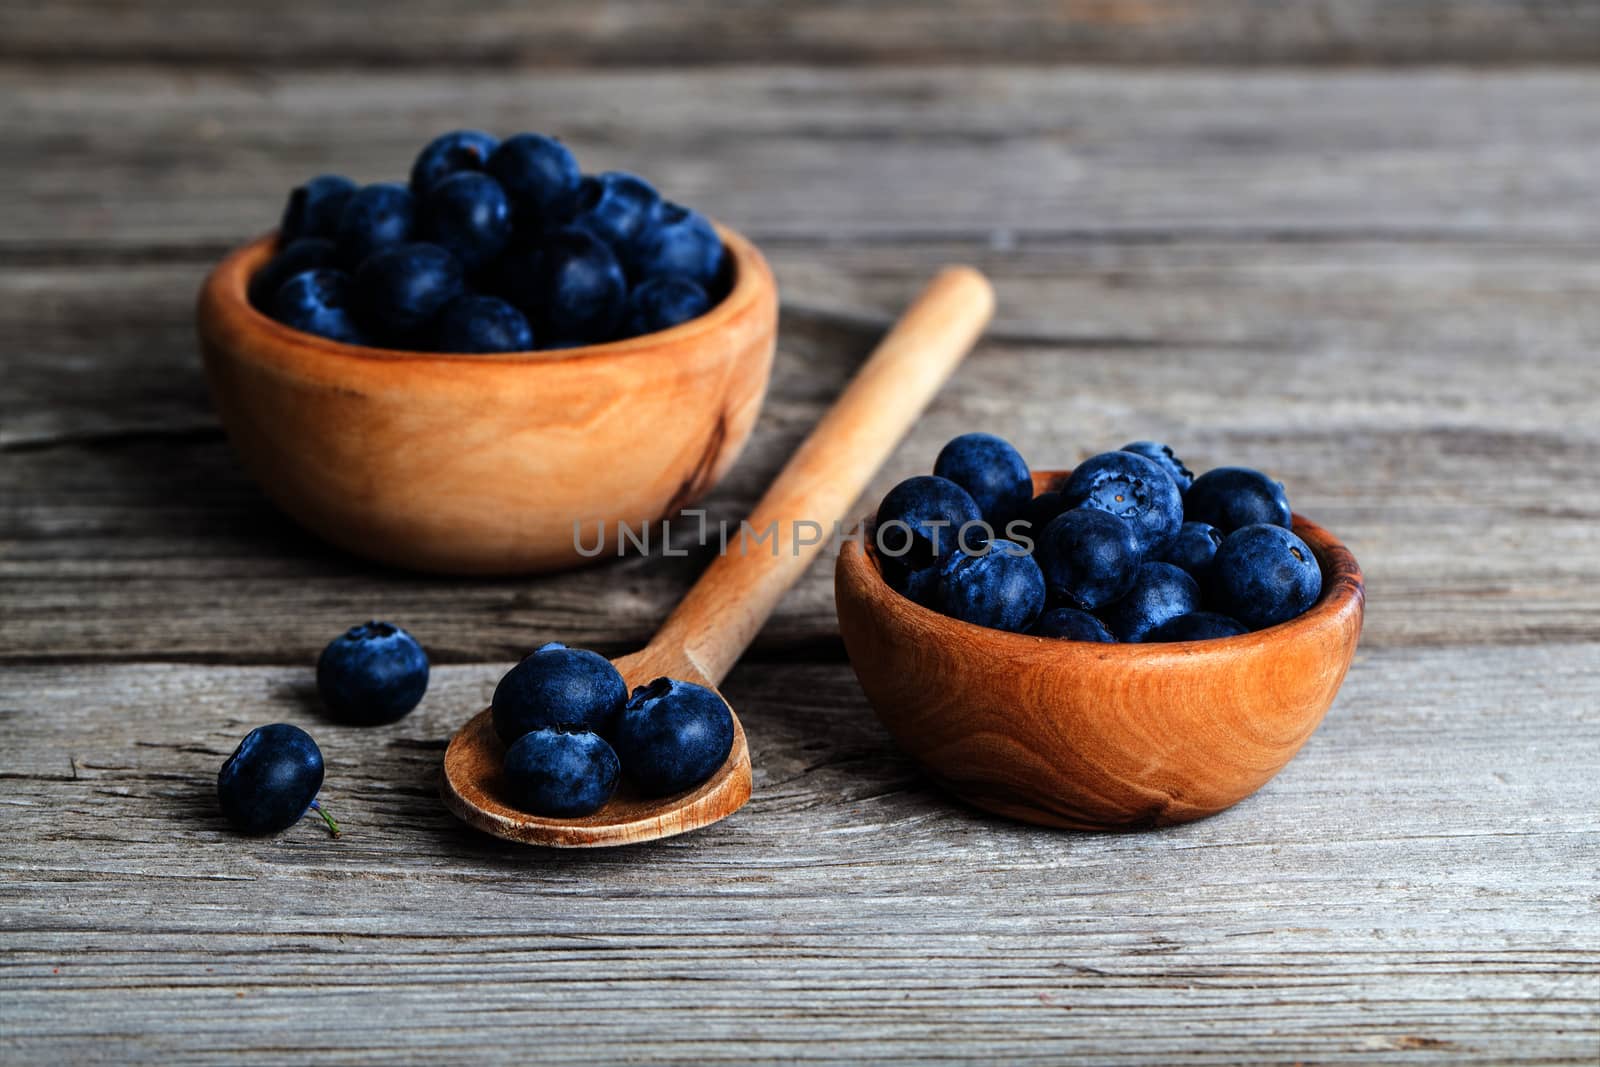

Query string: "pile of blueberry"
[[874, 435, 1323, 642], [251, 130, 730, 353], [216, 622, 733, 836], [490, 644, 734, 818]]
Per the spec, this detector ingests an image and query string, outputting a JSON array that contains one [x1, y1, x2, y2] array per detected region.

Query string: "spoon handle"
[[650, 265, 995, 684]]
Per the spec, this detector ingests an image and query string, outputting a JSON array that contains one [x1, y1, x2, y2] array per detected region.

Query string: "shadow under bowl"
[[834, 470, 1365, 831], [196, 223, 778, 575]]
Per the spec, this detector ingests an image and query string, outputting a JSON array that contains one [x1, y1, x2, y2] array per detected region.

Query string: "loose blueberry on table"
[[251, 129, 732, 353], [871, 434, 1327, 642], [489, 648, 735, 818], [217, 723, 339, 837], [316, 621, 431, 726]]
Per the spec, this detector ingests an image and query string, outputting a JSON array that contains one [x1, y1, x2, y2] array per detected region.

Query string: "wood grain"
[[1, 647, 1596, 1063], [3, 0, 1599, 67]]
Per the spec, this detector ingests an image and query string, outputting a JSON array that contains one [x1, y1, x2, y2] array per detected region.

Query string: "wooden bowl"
[[834, 471, 1365, 831], [196, 224, 777, 575]]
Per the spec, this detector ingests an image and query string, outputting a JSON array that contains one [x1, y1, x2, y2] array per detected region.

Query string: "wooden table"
[[3, 4, 1598, 1062]]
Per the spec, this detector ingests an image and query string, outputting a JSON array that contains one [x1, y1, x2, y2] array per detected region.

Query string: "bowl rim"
[[838, 469, 1365, 657], [201, 218, 772, 367]]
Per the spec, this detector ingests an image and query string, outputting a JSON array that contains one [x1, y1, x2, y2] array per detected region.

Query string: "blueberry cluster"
[[216, 621, 431, 836], [874, 434, 1323, 642], [251, 130, 730, 352], [491, 644, 734, 818]]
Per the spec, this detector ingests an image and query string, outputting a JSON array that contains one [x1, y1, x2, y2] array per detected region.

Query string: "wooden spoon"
[[441, 266, 996, 846]]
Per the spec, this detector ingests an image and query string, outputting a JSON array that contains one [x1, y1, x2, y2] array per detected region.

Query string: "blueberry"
[[933, 539, 1045, 633], [269, 268, 368, 345], [1061, 451, 1184, 558], [875, 475, 984, 582], [1145, 611, 1249, 642], [506, 228, 628, 344], [487, 133, 582, 228], [623, 275, 711, 336], [1029, 607, 1116, 643], [491, 642, 628, 744], [434, 293, 535, 353], [1013, 489, 1068, 546], [626, 202, 726, 290], [1033, 508, 1141, 611], [409, 129, 499, 195], [571, 171, 660, 249], [217, 723, 330, 836], [352, 242, 464, 340], [280, 174, 357, 243], [1184, 467, 1292, 533], [315, 621, 429, 725], [502, 726, 620, 818], [417, 171, 512, 272], [611, 678, 735, 797], [933, 432, 1033, 529], [1161, 521, 1224, 581], [1209, 524, 1322, 630], [1095, 561, 1201, 643], [333, 182, 414, 270], [1121, 440, 1194, 494], [249, 237, 336, 310]]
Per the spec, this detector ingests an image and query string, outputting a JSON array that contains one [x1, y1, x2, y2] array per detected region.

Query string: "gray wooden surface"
[[2, 7, 1599, 1064]]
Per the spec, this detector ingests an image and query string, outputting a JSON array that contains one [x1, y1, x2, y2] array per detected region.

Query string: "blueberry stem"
[[308, 798, 341, 838]]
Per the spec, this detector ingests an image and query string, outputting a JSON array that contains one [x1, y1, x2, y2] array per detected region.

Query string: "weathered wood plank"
[[6, 66, 1600, 254], [4, 241, 1598, 660], [1, 645, 1596, 1063], [3, 0, 1599, 67]]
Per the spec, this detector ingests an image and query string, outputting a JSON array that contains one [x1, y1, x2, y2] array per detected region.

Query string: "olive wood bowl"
[[834, 471, 1365, 831], [196, 223, 777, 575]]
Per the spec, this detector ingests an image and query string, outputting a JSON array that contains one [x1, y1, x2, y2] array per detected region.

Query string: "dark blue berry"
[[217, 723, 326, 835], [611, 678, 735, 798], [1095, 562, 1201, 643], [249, 237, 336, 310], [933, 539, 1045, 633], [434, 294, 535, 353], [502, 229, 626, 344], [1145, 612, 1249, 642], [1029, 607, 1116, 643], [933, 432, 1033, 529], [1014, 489, 1068, 545], [502, 726, 620, 818], [410, 129, 499, 195], [1184, 467, 1292, 533], [418, 172, 512, 272], [492, 642, 628, 744], [352, 242, 464, 339], [280, 175, 357, 243], [626, 202, 725, 289], [571, 171, 660, 249], [333, 183, 414, 270], [1121, 441, 1194, 494], [1209, 524, 1322, 630], [316, 621, 429, 725], [1161, 521, 1224, 581], [269, 268, 368, 345], [1061, 450, 1184, 559], [487, 133, 582, 228], [875, 475, 984, 579], [1034, 507, 1141, 611], [623, 275, 710, 336]]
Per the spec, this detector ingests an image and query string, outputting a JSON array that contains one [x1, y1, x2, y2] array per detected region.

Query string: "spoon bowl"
[[441, 267, 997, 847], [834, 470, 1365, 831], [196, 223, 777, 576]]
